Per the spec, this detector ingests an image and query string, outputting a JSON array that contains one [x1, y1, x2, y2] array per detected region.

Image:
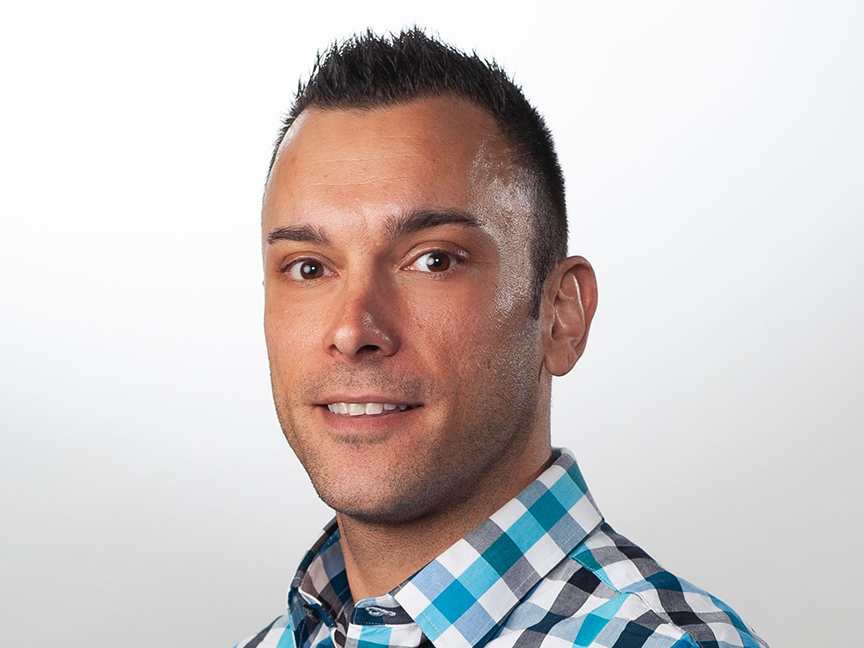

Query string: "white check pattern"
[[234, 449, 769, 648]]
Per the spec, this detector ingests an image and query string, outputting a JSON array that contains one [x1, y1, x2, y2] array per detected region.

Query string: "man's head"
[[269, 29, 567, 315], [262, 30, 597, 527]]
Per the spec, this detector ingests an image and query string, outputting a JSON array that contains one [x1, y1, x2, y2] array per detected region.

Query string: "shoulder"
[[233, 615, 293, 648], [495, 524, 769, 648]]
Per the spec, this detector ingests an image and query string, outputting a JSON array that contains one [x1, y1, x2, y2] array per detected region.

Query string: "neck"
[[336, 438, 554, 601]]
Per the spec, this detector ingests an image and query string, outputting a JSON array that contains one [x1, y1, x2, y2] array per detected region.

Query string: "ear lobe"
[[542, 256, 598, 377]]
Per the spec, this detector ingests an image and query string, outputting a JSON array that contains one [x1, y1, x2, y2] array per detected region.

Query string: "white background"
[[2, 2, 862, 646]]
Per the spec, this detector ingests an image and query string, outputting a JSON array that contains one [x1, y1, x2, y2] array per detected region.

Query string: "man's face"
[[263, 97, 550, 524]]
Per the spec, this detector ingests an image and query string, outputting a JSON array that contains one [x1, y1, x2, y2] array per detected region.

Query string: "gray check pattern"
[[234, 449, 769, 648]]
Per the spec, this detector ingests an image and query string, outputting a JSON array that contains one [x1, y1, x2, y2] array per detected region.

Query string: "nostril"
[[326, 302, 399, 359]]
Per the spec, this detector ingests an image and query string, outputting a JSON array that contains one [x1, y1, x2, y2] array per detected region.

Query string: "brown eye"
[[287, 259, 332, 281], [411, 251, 457, 273], [426, 253, 450, 271], [300, 261, 321, 278]]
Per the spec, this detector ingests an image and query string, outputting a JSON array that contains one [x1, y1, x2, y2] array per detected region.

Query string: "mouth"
[[324, 402, 419, 417]]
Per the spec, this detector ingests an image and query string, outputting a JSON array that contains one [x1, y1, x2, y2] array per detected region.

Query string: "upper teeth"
[[327, 402, 409, 416]]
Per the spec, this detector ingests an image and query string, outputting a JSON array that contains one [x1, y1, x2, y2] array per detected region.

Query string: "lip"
[[315, 393, 420, 407], [313, 401, 423, 438]]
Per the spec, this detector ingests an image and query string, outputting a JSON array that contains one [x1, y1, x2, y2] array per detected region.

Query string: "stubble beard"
[[270, 330, 543, 527]]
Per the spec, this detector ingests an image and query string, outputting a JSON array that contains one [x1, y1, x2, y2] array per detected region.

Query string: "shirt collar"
[[289, 448, 603, 648]]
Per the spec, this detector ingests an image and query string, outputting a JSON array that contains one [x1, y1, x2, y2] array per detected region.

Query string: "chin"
[[311, 469, 457, 526]]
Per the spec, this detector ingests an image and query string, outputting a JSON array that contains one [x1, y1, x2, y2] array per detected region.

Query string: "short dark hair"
[[270, 29, 567, 317]]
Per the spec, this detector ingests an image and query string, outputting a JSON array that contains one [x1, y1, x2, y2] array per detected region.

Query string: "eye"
[[409, 250, 458, 273], [284, 258, 333, 281]]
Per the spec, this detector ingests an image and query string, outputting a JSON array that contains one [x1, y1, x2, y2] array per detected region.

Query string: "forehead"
[[263, 97, 521, 230]]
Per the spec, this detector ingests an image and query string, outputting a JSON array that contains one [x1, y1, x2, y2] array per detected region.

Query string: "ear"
[[541, 256, 598, 377]]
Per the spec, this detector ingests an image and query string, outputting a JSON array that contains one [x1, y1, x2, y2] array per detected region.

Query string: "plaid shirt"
[[235, 449, 768, 648]]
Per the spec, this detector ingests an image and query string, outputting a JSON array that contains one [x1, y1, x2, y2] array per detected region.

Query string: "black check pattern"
[[235, 450, 769, 648]]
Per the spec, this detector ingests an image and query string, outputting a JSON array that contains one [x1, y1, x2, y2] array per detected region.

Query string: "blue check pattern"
[[235, 449, 769, 648]]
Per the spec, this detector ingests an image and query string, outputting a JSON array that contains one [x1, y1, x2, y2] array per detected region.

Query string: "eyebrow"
[[265, 208, 480, 246], [386, 208, 481, 239], [266, 224, 331, 246]]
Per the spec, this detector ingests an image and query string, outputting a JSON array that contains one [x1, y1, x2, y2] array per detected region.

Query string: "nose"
[[324, 272, 400, 361]]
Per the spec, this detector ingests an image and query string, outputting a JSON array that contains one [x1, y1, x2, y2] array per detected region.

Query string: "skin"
[[262, 96, 597, 600]]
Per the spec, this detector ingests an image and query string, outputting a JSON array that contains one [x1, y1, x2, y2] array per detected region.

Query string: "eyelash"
[[278, 248, 467, 281], [406, 249, 464, 274], [280, 257, 333, 281]]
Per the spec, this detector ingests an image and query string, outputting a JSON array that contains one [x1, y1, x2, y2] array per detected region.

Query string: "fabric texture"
[[234, 449, 768, 648]]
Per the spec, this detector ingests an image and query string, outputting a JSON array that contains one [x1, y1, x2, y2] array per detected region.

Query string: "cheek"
[[433, 289, 540, 379], [264, 296, 320, 373], [403, 284, 519, 370]]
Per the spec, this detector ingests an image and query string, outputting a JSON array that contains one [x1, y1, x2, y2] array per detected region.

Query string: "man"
[[237, 30, 769, 648]]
